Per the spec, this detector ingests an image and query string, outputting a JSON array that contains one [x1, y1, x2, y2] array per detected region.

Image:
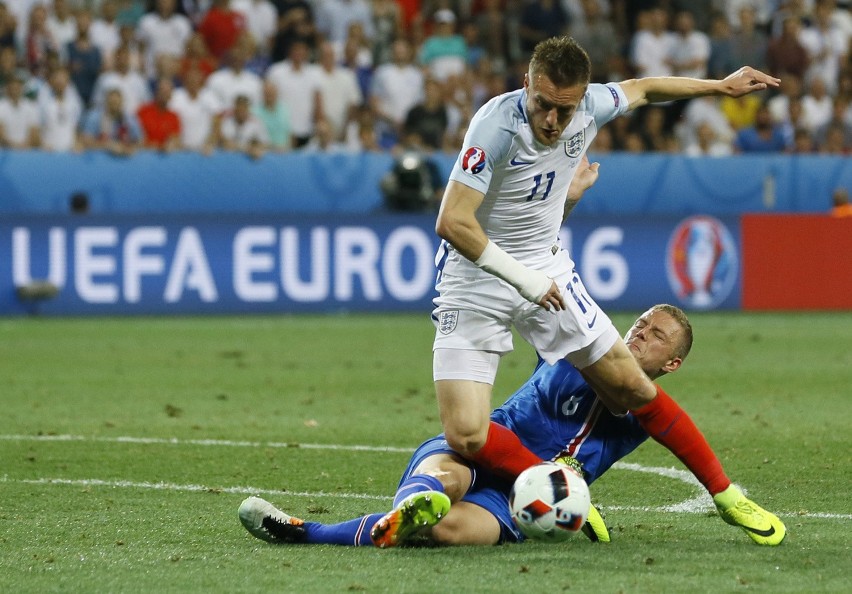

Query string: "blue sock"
[[392, 474, 445, 509], [303, 514, 384, 546]]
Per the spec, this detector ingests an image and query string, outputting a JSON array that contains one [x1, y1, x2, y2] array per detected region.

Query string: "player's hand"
[[568, 155, 601, 202], [537, 280, 565, 312], [719, 67, 781, 97]]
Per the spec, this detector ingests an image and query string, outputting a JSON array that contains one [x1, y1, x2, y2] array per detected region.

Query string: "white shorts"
[[432, 267, 620, 382]]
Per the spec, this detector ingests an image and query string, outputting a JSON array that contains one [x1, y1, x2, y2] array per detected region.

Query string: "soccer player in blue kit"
[[240, 304, 717, 546]]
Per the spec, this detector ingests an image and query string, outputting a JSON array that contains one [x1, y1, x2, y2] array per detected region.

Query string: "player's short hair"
[[529, 36, 591, 88], [647, 303, 693, 360]]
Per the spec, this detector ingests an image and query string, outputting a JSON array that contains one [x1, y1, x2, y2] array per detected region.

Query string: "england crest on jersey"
[[565, 131, 585, 158], [438, 310, 459, 335]]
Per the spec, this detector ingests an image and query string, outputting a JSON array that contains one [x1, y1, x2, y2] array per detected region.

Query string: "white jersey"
[[439, 82, 629, 280]]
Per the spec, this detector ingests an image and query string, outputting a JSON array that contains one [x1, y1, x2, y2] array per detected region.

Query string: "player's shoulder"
[[475, 89, 527, 127]]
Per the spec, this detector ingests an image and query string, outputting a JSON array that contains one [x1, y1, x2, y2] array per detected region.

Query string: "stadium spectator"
[[791, 125, 816, 152], [798, 0, 850, 95], [269, 3, 319, 64], [315, 40, 362, 141], [117, 22, 145, 73], [370, 0, 404, 66], [231, 0, 279, 58], [302, 117, 348, 152], [678, 95, 735, 148], [136, 0, 193, 78], [707, 12, 736, 80], [198, 0, 247, 61], [0, 75, 42, 149], [403, 76, 448, 151], [90, 0, 121, 69], [254, 79, 292, 151], [419, 9, 467, 82], [26, 5, 60, 77], [66, 9, 102, 107], [137, 77, 181, 151], [767, 74, 804, 125], [813, 95, 852, 149], [669, 10, 710, 79], [721, 92, 763, 130], [766, 16, 810, 80], [179, 33, 218, 83], [729, 6, 768, 73], [314, 0, 375, 45], [0, 3, 15, 50], [684, 121, 733, 157], [344, 103, 379, 151], [341, 34, 374, 102], [830, 187, 852, 216], [817, 121, 850, 153], [80, 87, 143, 155], [630, 7, 675, 78], [369, 38, 424, 149], [204, 33, 264, 109], [801, 75, 834, 132], [37, 66, 83, 152], [474, 0, 515, 69], [0, 46, 31, 95], [725, 0, 774, 32], [47, 0, 77, 62], [218, 94, 269, 158], [570, 0, 622, 83], [265, 39, 322, 147], [335, 20, 373, 72], [734, 102, 791, 152], [636, 105, 675, 152], [91, 45, 151, 115], [518, 0, 570, 59], [169, 66, 219, 153]]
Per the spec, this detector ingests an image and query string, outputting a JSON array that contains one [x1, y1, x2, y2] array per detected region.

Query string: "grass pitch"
[[1, 312, 850, 593]]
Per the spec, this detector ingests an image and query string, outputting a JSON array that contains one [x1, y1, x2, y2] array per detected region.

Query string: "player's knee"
[[443, 428, 487, 458]]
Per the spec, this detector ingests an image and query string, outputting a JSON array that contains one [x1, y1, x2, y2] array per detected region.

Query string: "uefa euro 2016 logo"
[[666, 216, 738, 310]]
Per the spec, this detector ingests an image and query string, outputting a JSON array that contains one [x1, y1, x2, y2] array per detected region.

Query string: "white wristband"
[[474, 240, 552, 303]]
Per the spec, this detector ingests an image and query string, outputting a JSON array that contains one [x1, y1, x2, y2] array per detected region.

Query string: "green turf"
[[1, 312, 850, 593]]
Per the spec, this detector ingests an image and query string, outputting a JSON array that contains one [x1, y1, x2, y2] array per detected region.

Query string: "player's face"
[[624, 310, 683, 379], [524, 72, 586, 146]]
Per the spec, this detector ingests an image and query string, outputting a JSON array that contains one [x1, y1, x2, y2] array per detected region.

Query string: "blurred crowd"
[[0, 0, 849, 158]]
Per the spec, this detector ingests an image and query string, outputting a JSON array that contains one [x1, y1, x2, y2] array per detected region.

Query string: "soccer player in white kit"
[[374, 37, 786, 546]]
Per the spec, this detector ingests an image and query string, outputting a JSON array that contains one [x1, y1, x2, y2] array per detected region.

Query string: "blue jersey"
[[490, 357, 649, 484], [401, 357, 649, 543]]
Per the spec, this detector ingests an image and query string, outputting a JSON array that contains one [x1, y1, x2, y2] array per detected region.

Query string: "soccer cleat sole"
[[238, 496, 307, 544], [370, 491, 451, 548]]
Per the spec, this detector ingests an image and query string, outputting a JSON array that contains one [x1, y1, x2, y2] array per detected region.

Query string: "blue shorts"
[[399, 436, 525, 544]]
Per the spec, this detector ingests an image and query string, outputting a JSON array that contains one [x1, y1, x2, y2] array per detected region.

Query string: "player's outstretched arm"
[[620, 66, 781, 111]]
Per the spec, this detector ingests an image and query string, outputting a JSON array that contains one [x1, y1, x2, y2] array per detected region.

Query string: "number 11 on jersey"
[[527, 171, 556, 201]]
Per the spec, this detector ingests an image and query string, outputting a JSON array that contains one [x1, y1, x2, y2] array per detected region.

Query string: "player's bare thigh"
[[434, 379, 494, 456], [430, 501, 502, 546], [411, 452, 475, 502], [579, 338, 657, 410]]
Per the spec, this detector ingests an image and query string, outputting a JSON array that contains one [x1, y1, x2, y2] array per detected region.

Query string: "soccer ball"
[[509, 461, 591, 542]]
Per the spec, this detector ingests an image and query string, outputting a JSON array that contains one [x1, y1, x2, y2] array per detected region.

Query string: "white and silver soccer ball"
[[509, 461, 591, 542]]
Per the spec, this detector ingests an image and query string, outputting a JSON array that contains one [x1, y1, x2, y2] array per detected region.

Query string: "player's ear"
[[662, 357, 682, 374]]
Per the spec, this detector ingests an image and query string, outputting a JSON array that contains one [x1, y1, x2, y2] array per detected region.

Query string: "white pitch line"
[[3, 433, 850, 520], [0, 433, 414, 453], [0, 475, 391, 501]]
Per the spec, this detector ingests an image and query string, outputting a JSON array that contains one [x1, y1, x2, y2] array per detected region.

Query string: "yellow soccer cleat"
[[713, 485, 786, 546], [581, 502, 611, 543], [370, 491, 451, 548]]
